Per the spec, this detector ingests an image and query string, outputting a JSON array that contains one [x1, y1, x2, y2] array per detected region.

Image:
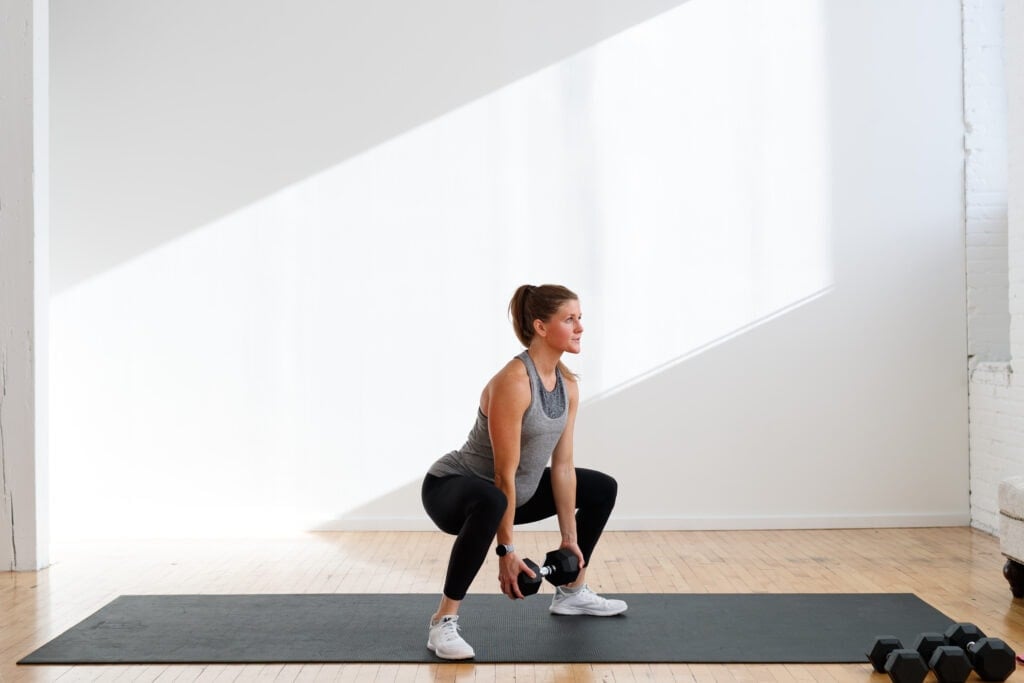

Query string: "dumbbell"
[[867, 636, 940, 675], [867, 629, 1015, 683], [945, 622, 1017, 682], [928, 646, 972, 683], [868, 639, 970, 683], [882, 632, 971, 683], [902, 632, 973, 683], [516, 548, 580, 597], [881, 648, 928, 683], [867, 636, 905, 673], [899, 633, 973, 683]]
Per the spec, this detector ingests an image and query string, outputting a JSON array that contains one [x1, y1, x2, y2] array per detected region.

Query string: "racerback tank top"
[[427, 351, 569, 505]]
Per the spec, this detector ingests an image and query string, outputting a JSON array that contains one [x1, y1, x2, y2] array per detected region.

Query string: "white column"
[[1011, 2, 1024, 365], [0, 0, 50, 571], [964, 0, 1011, 365]]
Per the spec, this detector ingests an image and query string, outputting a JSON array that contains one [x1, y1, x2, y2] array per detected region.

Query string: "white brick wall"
[[968, 0, 1018, 534], [971, 363, 1018, 532]]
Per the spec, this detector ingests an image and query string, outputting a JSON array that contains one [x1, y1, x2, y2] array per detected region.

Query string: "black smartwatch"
[[495, 543, 514, 557]]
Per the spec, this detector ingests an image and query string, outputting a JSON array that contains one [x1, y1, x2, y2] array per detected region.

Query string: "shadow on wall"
[[49, 0, 690, 292]]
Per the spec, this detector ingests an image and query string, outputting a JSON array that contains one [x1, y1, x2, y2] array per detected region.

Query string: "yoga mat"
[[19, 593, 953, 664]]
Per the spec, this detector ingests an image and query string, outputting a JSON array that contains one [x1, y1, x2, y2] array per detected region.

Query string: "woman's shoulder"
[[480, 357, 532, 412], [492, 357, 531, 390]]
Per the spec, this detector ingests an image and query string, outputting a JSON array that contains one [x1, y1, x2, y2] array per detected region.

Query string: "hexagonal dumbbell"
[[911, 632, 946, 667], [945, 622, 987, 650], [867, 636, 904, 673], [943, 622, 1017, 682], [884, 648, 929, 683], [516, 548, 580, 597], [965, 638, 1017, 682], [928, 646, 972, 683]]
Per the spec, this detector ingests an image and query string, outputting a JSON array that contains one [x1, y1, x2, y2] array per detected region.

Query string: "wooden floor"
[[1, 528, 1021, 682]]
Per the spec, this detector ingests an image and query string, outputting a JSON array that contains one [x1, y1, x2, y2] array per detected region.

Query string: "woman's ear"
[[533, 318, 546, 338]]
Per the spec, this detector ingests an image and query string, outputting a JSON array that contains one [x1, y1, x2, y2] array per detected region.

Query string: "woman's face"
[[538, 299, 583, 354]]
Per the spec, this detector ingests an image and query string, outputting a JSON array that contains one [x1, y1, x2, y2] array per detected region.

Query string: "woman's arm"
[[550, 378, 584, 569], [486, 364, 532, 598]]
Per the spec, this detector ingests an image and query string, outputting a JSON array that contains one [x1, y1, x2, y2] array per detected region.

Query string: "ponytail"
[[509, 284, 536, 348]]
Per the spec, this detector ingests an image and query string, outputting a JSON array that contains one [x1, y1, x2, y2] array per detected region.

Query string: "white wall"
[[587, 0, 968, 528], [49, 0, 688, 294], [965, 0, 1012, 534], [50, 0, 969, 539]]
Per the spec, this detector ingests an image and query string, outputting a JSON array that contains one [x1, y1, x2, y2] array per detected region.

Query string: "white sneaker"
[[549, 584, 628, 616], [427, 615, 476, 660]]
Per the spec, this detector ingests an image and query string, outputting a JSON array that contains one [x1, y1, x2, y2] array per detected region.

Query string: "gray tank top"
[[427, 351, 569, 505]]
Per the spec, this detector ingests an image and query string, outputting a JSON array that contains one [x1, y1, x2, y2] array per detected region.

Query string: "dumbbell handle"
[[534, 563, 558, 577]]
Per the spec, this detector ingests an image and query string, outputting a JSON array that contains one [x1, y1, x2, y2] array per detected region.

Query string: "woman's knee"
[[580, 469, 618, 508], [599, 472, 618, 506], [473, 485, 509, 521]]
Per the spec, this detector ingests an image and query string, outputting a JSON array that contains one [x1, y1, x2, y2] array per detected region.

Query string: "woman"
[[421, 284, 626, 660]]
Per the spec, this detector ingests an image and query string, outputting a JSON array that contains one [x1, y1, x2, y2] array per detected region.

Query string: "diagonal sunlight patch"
[[51, 0, 832, 538], [584, 288, 833, 404]]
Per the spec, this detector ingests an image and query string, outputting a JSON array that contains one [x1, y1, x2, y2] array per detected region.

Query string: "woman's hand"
[[498, 553, 532, 600], [561, 541, 586, 574]]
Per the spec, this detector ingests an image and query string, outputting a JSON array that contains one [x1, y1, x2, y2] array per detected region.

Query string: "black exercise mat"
[[19, 593, 953, 664]]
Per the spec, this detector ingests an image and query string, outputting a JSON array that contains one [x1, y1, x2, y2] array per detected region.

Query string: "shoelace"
[[565, 585, 608, 604], [437, 617, 463, 642]]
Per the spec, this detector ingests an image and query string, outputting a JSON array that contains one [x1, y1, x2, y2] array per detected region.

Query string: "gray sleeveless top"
[[427, 351, 569, 505]]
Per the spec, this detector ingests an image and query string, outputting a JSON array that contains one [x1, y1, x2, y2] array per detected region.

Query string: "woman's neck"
[[527, 344, 562, 378]]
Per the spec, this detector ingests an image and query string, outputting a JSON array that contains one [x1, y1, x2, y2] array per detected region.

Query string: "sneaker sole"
[[549, 605, 628, 617], [427, 642, 475, 660]]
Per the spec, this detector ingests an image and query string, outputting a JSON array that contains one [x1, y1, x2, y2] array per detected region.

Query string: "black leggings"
[[421, 467, 618, 601]]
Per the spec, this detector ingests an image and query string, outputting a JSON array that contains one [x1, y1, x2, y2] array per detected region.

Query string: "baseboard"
[[313, 512, 972, 532]]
